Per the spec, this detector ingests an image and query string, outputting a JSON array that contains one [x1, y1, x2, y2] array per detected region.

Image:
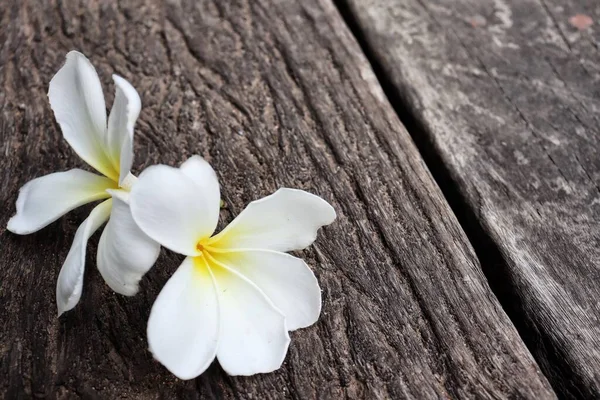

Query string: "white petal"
[[147, 256, 219, 380], [180, 155, 221, 230], [97, 190, 160, 296], [208, 255, 290, 376], [106, 75, 141, 186], [7, 169, 115, 235], [209, 188, 336, 252], [56, 199, 112, 316], [212, 249, 321, 331], [48, 51, 117, 180], [130, 165, 218, 256]]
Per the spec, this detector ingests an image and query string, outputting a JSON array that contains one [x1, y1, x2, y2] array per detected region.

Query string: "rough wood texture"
[[341, 0, 600, 397], [0, 0, 553, 398]]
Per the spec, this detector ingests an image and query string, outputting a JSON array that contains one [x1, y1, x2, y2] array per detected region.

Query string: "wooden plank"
[[0, 0, 553, 398], [340, 0, 600, 397]]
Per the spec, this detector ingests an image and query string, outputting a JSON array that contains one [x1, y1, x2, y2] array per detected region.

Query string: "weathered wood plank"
[[340, 0, 600, 397], [0, 0, 552, 398]]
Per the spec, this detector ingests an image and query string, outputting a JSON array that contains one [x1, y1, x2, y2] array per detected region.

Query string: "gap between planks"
[[330, 0, 558, 393]]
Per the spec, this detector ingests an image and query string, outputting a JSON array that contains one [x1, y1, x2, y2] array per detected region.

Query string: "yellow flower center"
[[196, 237, 214, 254], [193, 239, 228, 280]]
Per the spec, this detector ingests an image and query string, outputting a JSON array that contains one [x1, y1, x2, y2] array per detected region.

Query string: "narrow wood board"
[[342, 0, 600, 397], [0, 0, 552, 398]]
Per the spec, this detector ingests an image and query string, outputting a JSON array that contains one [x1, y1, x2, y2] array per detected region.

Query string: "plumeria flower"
[[7, 51, 159, 315], [128, 155, 336, 379]]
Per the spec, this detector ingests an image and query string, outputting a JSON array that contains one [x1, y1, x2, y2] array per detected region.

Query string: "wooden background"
[[1, 0, 598, 398]]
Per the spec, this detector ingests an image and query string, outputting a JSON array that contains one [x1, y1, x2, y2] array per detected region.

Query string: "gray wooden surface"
[[340, 0, 600, 397], [0, 0, 558, 399]]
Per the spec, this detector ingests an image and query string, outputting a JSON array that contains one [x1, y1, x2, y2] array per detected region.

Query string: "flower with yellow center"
[[7, 51, 159, 315], [129, 156, 336, 379]]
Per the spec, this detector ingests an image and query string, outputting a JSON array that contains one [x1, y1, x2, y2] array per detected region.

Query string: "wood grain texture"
[[340, 0, 600, 397], [0, 0, 553, 398]]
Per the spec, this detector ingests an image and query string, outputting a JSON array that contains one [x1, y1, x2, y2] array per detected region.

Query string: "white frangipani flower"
[[128, 155, 336, 379], [7, 51, 159, 315]]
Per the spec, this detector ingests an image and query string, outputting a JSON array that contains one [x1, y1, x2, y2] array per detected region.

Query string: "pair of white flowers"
[[8, 51, 336, 379]]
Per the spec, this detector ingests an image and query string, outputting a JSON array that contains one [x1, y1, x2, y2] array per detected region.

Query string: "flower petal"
[[7, 169, 115, 235], [130, 165, 218, 256], [97, 190, 160, 296], [209, 188, 336, 252], [147, 256, 219, 380], [180, 155, 221, 231], [207, 254, 290, 376], [212, 249, 321, 331], [56, 199, 112, 316], [48, 51, 117, 180], [106, 75, 141, 186]]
